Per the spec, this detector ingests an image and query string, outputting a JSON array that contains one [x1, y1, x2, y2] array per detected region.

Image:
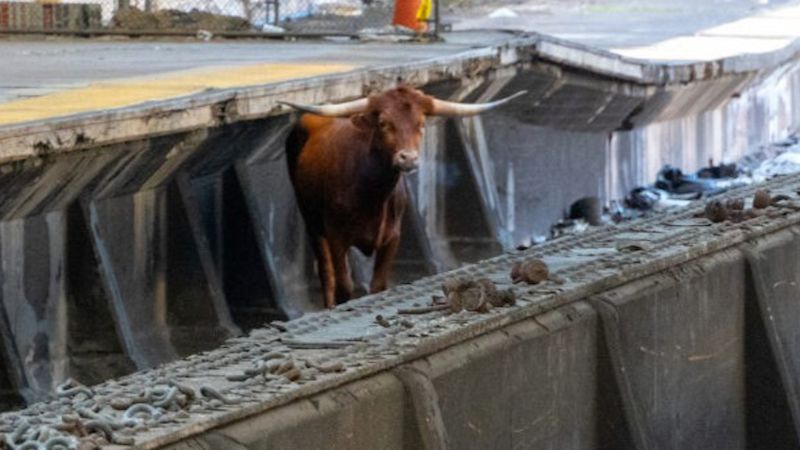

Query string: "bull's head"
[[280, 86, 526, 172]]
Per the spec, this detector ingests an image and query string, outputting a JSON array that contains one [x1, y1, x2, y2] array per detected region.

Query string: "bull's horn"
[[430, 90, 527, 117], [278, 98, 369, 117]]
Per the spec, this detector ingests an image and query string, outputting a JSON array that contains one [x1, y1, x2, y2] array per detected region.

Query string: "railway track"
[[2, 172, 800, 450]]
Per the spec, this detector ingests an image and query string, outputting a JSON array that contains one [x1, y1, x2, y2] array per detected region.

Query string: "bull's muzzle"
[[394, 150, 420, 172]]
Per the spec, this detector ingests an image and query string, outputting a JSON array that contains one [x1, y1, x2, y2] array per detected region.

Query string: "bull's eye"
[[381, 121, 394, 132]]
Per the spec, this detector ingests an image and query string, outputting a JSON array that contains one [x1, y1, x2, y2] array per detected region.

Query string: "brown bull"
[[281, 86, 525, 308]]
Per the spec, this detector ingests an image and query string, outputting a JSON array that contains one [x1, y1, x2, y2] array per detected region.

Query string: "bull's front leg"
[[312, 237, 336, 309], [328, 238, 354, 305], [370, 233, 400, 293]]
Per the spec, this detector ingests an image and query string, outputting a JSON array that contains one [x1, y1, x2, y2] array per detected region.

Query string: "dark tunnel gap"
[[220, 167, 286, 330], [66, 202, 137, 387], [441, 119, 502, 264], [165, 181, 234, 356]]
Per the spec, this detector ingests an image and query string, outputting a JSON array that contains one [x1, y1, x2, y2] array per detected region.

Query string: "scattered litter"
[[196, 29, 213, 41], [542, 136, 800, 242], [260, 24, 285, 33], [358, 24, 417, 42], [489, 7, 519, 18]]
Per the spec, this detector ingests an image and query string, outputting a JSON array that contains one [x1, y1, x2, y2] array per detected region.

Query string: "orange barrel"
[[392, 0, 426, 32]]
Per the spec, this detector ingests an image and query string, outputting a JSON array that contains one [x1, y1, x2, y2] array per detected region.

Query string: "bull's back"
[[286, 114, 347, 234], [285, 114, 340, 177]]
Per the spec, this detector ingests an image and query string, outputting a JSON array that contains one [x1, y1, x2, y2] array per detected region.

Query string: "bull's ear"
[[351, 113, 373, 130]]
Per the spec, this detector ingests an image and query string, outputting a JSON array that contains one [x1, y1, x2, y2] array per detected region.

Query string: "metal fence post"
[[266, 0, 279, 25], [434, 0, 441, 37]]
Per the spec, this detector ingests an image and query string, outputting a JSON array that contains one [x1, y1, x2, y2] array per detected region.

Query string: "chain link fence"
[[0, 0, 439, 36]]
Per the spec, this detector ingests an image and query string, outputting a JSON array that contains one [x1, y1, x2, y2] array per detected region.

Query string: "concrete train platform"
[[0, 1, 799, 133]]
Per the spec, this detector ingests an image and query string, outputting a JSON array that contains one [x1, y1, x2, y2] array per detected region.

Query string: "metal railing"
[[0, 0, 441, 37]]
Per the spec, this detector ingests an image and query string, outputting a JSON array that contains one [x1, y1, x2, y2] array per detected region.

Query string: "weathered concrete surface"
[[1, 173, 799, 449], [165, 303, 602, 450], [0, 0, 798, 424], [0, 30, 797, 405], [448, 0, 798, 49], [157, 189, 800, 450]]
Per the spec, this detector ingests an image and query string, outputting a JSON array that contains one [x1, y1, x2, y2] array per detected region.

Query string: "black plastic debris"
[[568, 197, 603, 226], [697, 159, 739, 179], [655, 165, 725, 196]]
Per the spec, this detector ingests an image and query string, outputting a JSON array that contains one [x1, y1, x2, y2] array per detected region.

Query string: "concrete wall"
[[163, 225, 800, 450]]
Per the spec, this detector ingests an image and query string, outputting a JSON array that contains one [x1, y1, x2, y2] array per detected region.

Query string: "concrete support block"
[[167, 373, 409, 450], [411, 302, 603, 449], [164, 302, 606, 450], [232, 118, 320, 318], [742, 227, 800, 447], [0, 214, 68, 402], [84, 132, 238, 368], [592, 248, 748, 449]]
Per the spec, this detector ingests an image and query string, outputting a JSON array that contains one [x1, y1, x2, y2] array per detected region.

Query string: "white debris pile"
[[488, 7, 519, 19], [754, 149, 800, 179]]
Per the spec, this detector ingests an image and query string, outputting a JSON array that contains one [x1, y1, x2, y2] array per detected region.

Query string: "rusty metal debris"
[[397, 277, 516, 315], [704, 200, 728, 223], [398, 304, 451, 315], [753, 189, 771, 209], [702, 189, 797, 224], [725, 197, 745, 211], [511, 259, 550, 285], [443, 277, 516, 312], [55, 380, 93, 401]]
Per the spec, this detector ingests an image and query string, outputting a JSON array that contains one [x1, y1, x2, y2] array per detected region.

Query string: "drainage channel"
[[0, 171, 798, 449]]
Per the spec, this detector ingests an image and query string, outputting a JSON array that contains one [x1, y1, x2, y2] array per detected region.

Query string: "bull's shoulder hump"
[[299, 114, 337, 132]]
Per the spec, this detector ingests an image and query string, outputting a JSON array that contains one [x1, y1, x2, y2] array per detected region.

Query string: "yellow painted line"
[[0, 63, 356, 126]]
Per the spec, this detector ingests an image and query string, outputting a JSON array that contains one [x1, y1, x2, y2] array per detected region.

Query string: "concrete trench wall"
[[162, 225, 800, 450], [0, 46, 799, 409]]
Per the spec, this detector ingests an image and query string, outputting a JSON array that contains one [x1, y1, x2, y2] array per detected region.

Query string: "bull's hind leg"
[[329, 238, 354, 304], [370, 234, 400, 293], [312, 237, 336, 309]]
